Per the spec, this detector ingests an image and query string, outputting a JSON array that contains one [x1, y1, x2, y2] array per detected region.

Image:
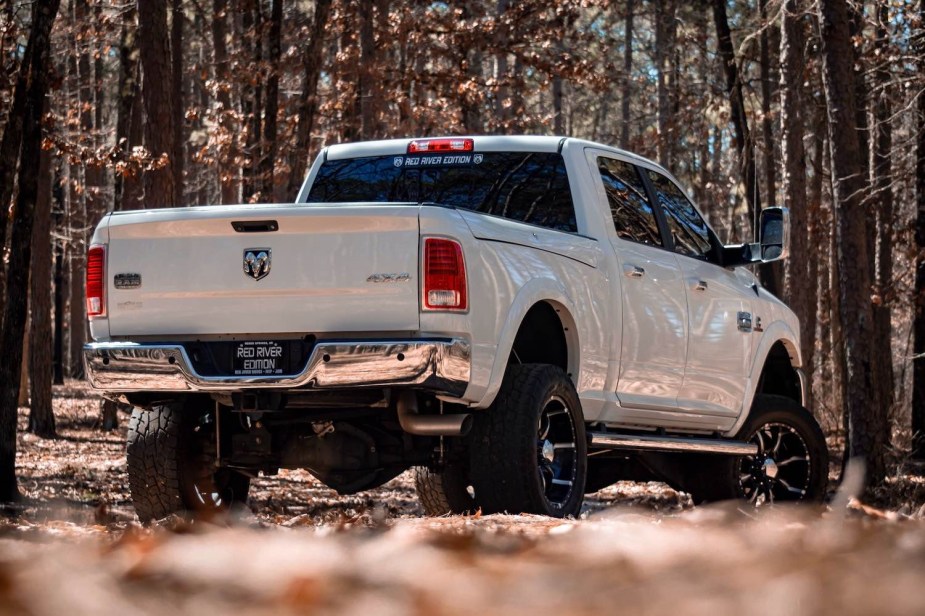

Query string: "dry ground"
[[0, 381, 923, 615]]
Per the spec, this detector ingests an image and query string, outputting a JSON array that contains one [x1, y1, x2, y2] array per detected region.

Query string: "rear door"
[[592, 154, 688, 411], [643, 169, 753, 418]]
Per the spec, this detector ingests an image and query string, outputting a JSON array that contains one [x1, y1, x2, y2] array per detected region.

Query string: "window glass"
[[646, 170, 712, 258], [307, 152, 577, 233], [597, 157, 662, 247]]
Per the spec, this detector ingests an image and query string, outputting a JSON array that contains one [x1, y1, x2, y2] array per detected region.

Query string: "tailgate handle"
[[231, 220, 279, 233]]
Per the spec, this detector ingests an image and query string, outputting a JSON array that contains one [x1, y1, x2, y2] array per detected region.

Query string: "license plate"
[[233, 341, 286, 376]]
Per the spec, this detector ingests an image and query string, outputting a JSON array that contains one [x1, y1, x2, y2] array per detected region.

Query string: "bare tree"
[[620, 0, 634, 149], [713, 0, 762, 242], [912, 0, 925, 461], [29, 149, 56, 438], [817, 0, 888, 484], [137, 0, 178, 207], [870, 2, 894, 425], [0, 0, 61, 502], [780, 0, 815, 411], [286, 0, 332, 199], [262, 0, 282, 198]]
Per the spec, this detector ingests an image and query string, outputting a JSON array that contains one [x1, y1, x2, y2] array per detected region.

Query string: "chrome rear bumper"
[[83, 338, 470, 397]]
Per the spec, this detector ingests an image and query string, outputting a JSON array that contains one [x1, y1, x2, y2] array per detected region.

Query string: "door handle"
[[624, 264, 645, 278], [693, 279, 708, 291]]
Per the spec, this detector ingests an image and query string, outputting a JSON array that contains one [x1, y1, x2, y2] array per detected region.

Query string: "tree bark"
[[211, 0, 237, 204], [712, 0, 761, 240], [0, 0, 60, 503], [780, 0, 815, 412], [760, 0, 777, 208], [655, 0, 671, 166], [114, 4, 140, 212], [494, 0, 511, 132], [52, 168, 65, 386], [286, 0, 332, 199], [912, 0, 925, 460], [871, 1, 894, 434], [817, 0, 888, 485], [620, 0, 634, 149], [358, 0, 375, 139], [171, 0, 185, 204], [29, 147, 55, 438], [137, 0, 178, 207], [261, 0, 282, 198]]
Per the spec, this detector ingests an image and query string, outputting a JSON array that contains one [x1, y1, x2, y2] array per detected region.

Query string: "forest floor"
[[0, 381, 924, 615]]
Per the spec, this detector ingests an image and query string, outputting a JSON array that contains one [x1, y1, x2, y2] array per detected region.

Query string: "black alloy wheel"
[[469, 364, 588, 518], [536, 394, 580, 508]]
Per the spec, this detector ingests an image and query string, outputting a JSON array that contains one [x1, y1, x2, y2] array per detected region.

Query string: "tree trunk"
[[620, 0, 634, 149], [113, 4, 140, 212], [171, 0, 184, 204], [712, 0, 760, 240], [494, 0, 511, 132], [358, 0, 375, 140], [29, 147, 55, 438], [0, 0, 38, 260], [262, 0, 282, 198], [655, 0, 671, 166], [760, 0, 777, 208], [0, 0, 60, 503], [137, 0, 177, 207], [817, 0, 888, 485], [52, 169, 65, 386], [780, 0, 815, 412], [286, 0, 332, 199], [240, 0, 262, 201], [911, 0, 925, 460], [871, 2, 894, 427], [212, 0, 238, 204]]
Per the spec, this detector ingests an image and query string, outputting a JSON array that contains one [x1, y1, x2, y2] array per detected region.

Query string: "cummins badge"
[[243, 248, 271, 281]]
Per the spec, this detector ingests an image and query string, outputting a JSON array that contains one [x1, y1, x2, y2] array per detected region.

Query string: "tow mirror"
[[722, 207, 790, 267], [756, 207, 789, 262]]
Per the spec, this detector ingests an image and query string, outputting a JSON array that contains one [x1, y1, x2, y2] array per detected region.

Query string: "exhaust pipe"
[[589, 432, 757, 456], [397, 391, 472, 437]]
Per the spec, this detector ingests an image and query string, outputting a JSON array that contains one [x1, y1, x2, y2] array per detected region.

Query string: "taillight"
[[86, 244, 106, 318], [408, 138, 474, 153], [423, 238, 467, 311]]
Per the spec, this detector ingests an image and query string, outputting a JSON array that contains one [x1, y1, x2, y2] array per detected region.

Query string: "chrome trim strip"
[[589, 432, 758, 456], [83, 338, 470, 397], [795, 367, 808, 408]]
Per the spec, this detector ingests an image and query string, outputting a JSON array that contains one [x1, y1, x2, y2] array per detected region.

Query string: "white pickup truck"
[[84, 136, 828, 520]]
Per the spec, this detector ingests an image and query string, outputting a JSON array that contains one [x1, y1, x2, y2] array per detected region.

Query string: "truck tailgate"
[[104, 204, 421, 336]]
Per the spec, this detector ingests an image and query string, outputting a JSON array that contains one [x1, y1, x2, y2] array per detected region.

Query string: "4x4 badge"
[[243, 248, 271, 281]]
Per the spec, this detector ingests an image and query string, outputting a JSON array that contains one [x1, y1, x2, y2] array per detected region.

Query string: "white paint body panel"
[[102, 204, 421, 336], [90, 135, 803, 437]]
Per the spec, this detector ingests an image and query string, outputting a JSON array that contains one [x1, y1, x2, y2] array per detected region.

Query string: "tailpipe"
[[397, 391, 472, 436]]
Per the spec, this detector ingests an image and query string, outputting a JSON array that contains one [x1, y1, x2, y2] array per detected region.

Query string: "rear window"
[[306, 152, 577, 233]]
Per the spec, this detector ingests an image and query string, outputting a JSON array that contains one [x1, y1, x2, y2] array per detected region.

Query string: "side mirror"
[[756, 207, 790, 262], [721, 207, 790, 268]]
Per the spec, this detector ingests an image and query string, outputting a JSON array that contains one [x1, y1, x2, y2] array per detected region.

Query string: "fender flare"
[[724, 320, 802, 436], [471, 278, 581, 409]]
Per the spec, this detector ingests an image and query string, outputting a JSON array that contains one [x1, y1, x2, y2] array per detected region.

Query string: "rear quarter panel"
[[418, 207, 611, 417]]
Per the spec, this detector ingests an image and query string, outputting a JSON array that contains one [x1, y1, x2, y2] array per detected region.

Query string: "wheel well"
[[756, 341, 802, 405], [509, 302, 568, 371]]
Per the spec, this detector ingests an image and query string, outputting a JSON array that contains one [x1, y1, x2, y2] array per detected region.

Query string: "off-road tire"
[[469, 364, 587, 518], [413, 465, 477, 516], [682, 394, 828, 504], [127, 404, 250, 522]]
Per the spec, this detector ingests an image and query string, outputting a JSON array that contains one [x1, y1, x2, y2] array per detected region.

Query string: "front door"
[[643, 169, 753, 418]]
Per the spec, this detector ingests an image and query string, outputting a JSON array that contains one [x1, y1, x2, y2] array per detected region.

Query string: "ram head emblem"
[[243, 249, 271, 281]]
